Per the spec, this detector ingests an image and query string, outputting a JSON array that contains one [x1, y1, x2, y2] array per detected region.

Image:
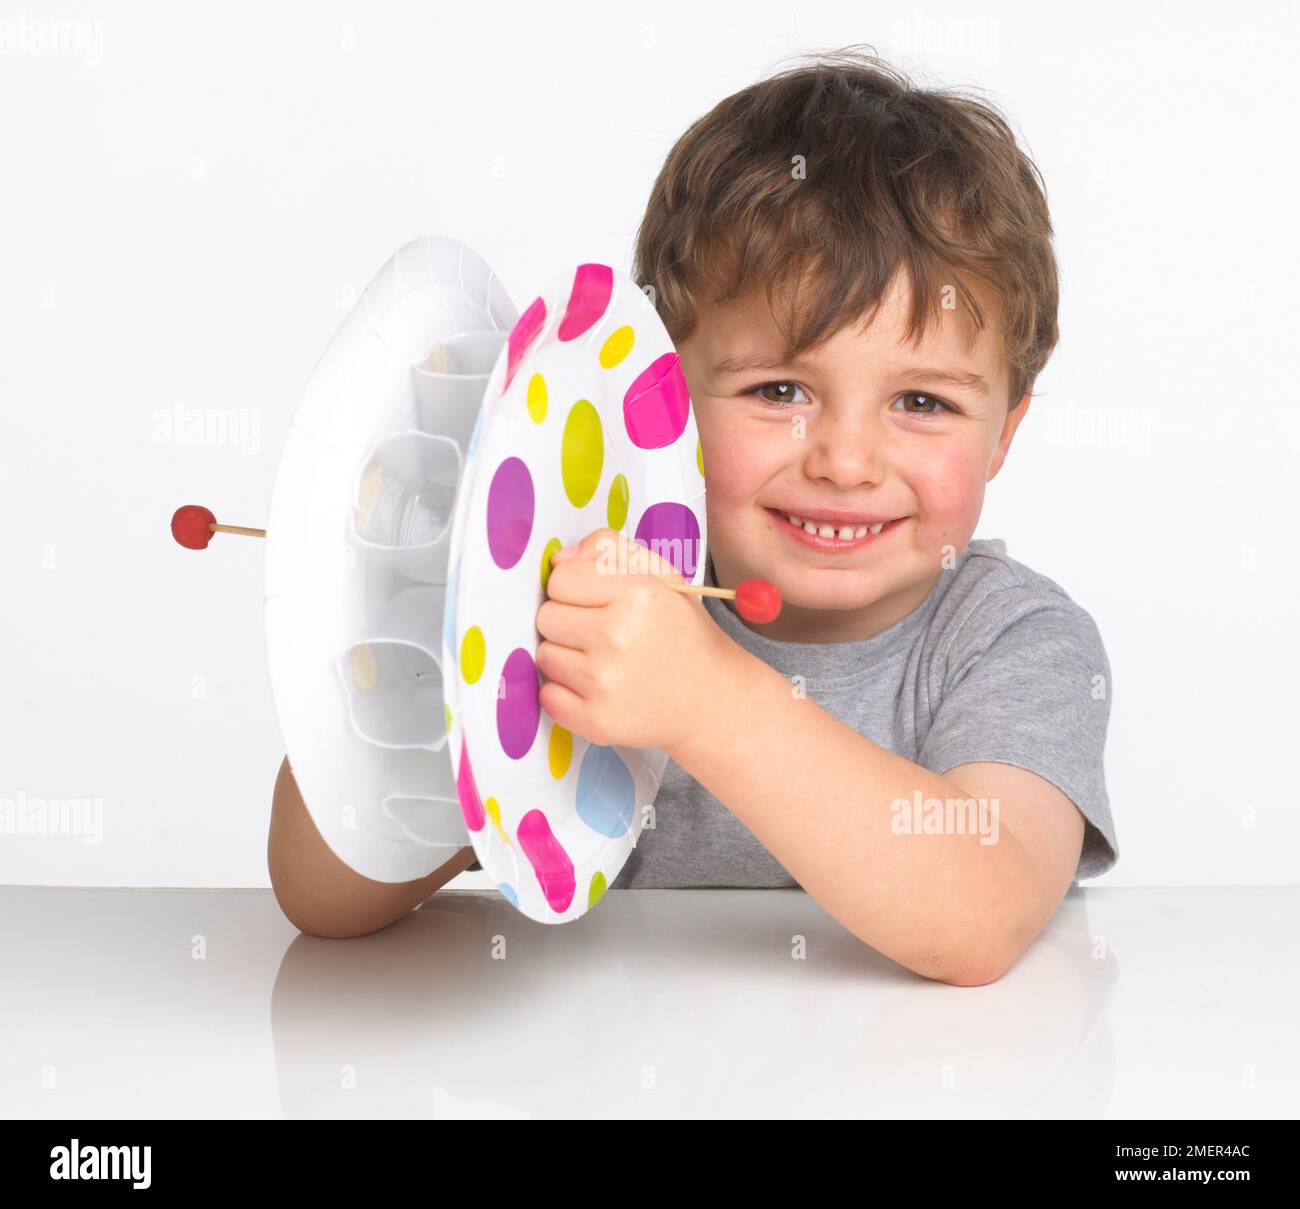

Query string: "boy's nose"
[[801, 415, 890, 485]]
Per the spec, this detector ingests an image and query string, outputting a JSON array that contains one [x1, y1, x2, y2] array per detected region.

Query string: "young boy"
[[270, 51, 1116, 986]]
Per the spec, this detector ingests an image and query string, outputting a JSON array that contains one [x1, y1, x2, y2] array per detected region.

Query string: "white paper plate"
[[265, 236, 516, 883], [442, 262, 707, 923]]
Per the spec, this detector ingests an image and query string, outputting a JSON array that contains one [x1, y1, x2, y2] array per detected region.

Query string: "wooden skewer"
[[668, 584, 736, 600], [664, 577, 782, 623], [173, 503, 784, 621], [211, 523, 265, 538], [548, 544, 783, 623]]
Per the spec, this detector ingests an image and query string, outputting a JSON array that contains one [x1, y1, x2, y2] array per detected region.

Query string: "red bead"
[[734, 578, 781, 623], [171, 504, 216, 549]]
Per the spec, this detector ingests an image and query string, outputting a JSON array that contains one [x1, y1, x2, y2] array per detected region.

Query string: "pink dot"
[[504, 296, 545, 394], [486, 456, 534, 569], [517, 808, 575, 913], [557, 263, 613, 342], [623, 352, 690, 449], [455, 736, 486, 832], [497, 647, 540, 759]]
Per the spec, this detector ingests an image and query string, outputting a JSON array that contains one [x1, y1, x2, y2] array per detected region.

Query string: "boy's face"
[[677, 270, 1032, 643]]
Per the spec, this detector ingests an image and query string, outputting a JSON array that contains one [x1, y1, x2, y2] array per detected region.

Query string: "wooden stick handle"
[[210, 523, 266, 539], [664, 582, 735, 600], [663, 576, 781, 623]]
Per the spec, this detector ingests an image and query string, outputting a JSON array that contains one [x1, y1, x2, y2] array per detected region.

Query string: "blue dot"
[[468, 404, 487, 460], [442, 554, 460, 665], [576, 744, 636, 838], [497, 882, 517, 905]]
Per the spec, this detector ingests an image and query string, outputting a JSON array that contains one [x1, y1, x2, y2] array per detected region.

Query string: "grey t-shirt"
[[609, 537, 1117, 889]]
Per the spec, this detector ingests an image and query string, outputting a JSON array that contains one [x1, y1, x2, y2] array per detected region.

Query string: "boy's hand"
[[535, 527, 728, 752]]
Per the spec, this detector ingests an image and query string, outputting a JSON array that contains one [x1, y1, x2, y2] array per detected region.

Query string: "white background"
[[2, 0, 1296, 889]]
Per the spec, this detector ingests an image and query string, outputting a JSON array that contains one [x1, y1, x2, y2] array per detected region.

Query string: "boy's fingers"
[[535, 638, 591, 694], [599, 529, 689, 582], [545, 529, 688, 603], [543, 555, 614, 605], [536, 599, 596, 648], [636, 542, 689, 582]]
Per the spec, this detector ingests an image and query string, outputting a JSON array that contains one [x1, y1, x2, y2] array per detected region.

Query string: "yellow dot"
[[444, 703, 452, 733], [526, 373, 547, 423], [598, 325, 635, 369], [607, 473, 629, 531], [561, 399, 604, 507], [540, 537, 563, 592], [350, 644, 378, 692], [696, 435, 704, 478], [588, 871, 607, 908], [354, 459, 383, 530], [460, 626, 485, 684], [485, 796, 510, 846], [549, 723, 572, 779]]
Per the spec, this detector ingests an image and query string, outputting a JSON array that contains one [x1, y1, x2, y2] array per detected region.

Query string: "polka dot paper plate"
[[441, 263, 707, 924]]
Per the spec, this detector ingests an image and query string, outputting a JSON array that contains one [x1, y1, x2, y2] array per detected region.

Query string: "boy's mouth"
[[763, 507, 906, 551]]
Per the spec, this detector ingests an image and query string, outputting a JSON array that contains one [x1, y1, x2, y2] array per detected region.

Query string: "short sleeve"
[[917, 591, 1118, 882]]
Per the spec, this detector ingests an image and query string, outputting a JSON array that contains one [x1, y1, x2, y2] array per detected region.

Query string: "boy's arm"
[[268, 755, 478, 938], [663, 643, 1083, 986]]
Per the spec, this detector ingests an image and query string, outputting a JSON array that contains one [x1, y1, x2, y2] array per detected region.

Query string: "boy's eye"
[[891, 391, 955, 416], [745, 384, 958, 414], [748, 381, 808, 407]]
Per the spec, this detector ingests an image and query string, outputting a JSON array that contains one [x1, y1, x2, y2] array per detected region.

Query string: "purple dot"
[[497, 647, 541, 759], [633, 502, 701, 579], [486, 456, 534, 569]]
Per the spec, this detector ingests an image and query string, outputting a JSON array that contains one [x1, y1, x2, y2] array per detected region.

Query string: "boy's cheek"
[[693, 442, 772, 514], [906, 450, 987, 529]]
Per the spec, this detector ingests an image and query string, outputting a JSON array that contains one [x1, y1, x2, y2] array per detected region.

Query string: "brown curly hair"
[[632, 46, 1059, 409]]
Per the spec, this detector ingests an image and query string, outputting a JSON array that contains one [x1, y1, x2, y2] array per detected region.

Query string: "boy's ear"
[[987, 392, 1033, 482]]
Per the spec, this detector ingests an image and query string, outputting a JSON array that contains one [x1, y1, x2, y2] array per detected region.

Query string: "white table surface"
[[1, 885, 1296, 1119]]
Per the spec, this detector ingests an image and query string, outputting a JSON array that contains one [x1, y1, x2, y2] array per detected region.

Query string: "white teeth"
[[780, 511, 882, 541]]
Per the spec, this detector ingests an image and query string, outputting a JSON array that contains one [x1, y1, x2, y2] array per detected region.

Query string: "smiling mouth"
[[764, 507, 906, 550]]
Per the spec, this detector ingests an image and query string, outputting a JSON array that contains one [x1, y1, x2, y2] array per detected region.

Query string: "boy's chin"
[[766, 571, 895, 613], [767, 555, 941, 613]]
